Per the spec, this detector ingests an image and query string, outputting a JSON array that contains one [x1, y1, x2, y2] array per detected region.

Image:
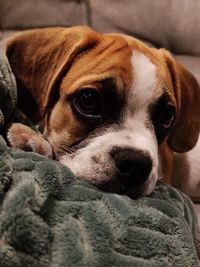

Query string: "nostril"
[[114, 157, 133, 174], [110, 146, 153, 186]]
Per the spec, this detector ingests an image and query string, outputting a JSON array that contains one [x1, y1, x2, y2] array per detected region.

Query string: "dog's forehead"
[[61, 34, 133, 89], [130, 50, 162, 108], [61, 33, 174, 107], [105, 33, 175, 104]]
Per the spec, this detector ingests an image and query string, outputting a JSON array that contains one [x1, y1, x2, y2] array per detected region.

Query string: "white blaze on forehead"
[[130, 51, 158, 107]]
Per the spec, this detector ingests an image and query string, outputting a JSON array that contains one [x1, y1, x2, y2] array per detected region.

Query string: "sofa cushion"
[[0, 0, 199, 84], [0, 0, 89, 29], [91, 0, 200, 55]]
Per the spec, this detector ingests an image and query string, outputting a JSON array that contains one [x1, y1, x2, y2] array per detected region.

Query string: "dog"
[[6, 26, 200, 198]]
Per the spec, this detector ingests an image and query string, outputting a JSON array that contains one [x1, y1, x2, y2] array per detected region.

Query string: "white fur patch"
[[123, 51, 160, 193], [130, 51, 159, 109]]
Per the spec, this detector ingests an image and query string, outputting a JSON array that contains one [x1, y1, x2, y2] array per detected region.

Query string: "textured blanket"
[[0, 49, 199, 266]]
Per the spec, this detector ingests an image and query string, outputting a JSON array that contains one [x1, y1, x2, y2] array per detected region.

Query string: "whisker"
[[57, 144, 76, 154]]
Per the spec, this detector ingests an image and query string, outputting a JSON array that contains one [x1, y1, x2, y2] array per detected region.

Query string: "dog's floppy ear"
[[6, 26, 99, 123], [161, 49, 200, 153]]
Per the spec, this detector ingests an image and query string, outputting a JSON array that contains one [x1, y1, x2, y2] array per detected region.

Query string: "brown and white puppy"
[[6, 26, 200, 198]]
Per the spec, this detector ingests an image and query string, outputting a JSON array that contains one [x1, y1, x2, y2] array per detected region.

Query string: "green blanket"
[[0, 49, 199, 266]]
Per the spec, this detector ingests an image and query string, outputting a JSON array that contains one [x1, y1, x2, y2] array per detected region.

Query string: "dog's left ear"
[[6, 26, 99, 123], [161, 49, 200, 153]]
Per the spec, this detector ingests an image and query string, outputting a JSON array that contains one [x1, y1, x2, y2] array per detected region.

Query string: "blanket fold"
[[0, 50, 33, 133], [0, 49, 199, 267]]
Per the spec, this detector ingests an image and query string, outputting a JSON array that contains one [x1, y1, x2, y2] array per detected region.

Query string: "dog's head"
[[6, 26, 200, 197]]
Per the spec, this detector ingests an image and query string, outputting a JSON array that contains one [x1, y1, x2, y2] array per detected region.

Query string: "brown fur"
[[6, 26, 200, 185]]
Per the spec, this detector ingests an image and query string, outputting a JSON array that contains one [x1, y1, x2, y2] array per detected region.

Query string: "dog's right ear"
[[161, 49, 200, 153], [6, 26, 100, 123]]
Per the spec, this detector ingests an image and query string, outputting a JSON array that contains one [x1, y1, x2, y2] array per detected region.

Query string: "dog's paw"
[[7, 123, 53, 158]]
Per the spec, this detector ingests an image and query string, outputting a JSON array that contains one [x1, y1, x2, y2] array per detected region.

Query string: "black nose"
[[110, 147, 153, 187]]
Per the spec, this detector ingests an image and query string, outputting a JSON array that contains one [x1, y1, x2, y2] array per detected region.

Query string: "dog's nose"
[[110, 147, 152, 186]]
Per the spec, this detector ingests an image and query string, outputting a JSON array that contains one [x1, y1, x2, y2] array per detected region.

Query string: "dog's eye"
[[72, 89, 102, 119], [158, 103, 176, 129], [151, 91, 176, 144]]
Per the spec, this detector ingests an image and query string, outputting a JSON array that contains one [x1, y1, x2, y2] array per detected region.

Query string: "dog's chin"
[[96, 182, 145, 199], [79, 174, 157, 199]]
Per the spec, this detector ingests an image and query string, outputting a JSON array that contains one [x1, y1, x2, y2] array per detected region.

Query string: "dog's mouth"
[[94, 180, 147, 199], [77, 170, 154, 199]]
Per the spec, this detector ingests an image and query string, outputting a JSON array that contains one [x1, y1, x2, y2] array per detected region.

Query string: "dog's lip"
[[93, 178, 147, 199], [122, 186, 147, 199]]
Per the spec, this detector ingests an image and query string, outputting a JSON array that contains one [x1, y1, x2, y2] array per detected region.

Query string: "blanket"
[[0, 48, 199, 266]]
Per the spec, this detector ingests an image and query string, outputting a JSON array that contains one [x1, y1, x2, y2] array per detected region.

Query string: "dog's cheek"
[[44, 101, 86, 150], [44, 102, 70, 142]]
